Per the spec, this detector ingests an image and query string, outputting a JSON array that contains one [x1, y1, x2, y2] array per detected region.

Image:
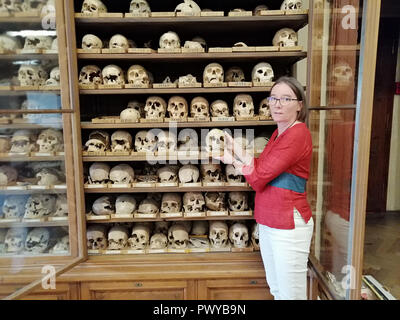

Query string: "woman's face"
[[269, 83, 302, 124]]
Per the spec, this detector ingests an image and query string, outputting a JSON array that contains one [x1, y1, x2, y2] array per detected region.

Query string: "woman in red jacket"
[[216, 76, 314, 300]]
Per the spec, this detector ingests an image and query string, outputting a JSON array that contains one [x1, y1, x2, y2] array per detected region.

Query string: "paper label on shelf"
[[259, 10, 285, 15], [160, 212, 183, 218], [179, 182, 202, 188], [82, 151, 106, 156], [98, 84, 125, 89], [28, 185, 49, 190], [111, 213, 134, 219], [133, 183, 155, 188], [211, 116, 235, 122], [157, 48, 182, 54], [77, 49, 102, 54], [53, 184, 67, 189], [178, 83, 202, 88], [284, 9, 309, 15], [202, 182, 224, 187], [203, 82, 228, 88], [43, 49, 58, 54], [105, 151, 130, 156], [0, 218, 20, 224], [88, 249, 101, 254], [230, 210, 253, 216], [209, 47, 233, 53], [152, 83, 177, 88], [200, 11, 224, 17], [31, 152, 54, 157], [86, 214, 110, 220], [255, 46, 279, 52], [14, 11, 39, 17], [228, 82, 252, 87], [259, 116, 273, 121], [125, 12, 150, 18], [226, 182, 248, 187], [127, 48, 155, 54], [167, 248, 189, 253], [134, 213, 157, 219], [188, 248, 210, 253], [14, 86, 39, 91], [209, 246, 231, 252], [181, 48, 205, 53], [79, 84, 97, 90], [85, 184, 107, 189], [75, 13, 99, 18], [109, 183, 131, 188], [236, 116, 260, 121], [151, 12, 176, 17], [252, 81, 274, 87], [104, 250, 122, 255], [228, 11, 252, 16], [279, 46, 303, 52], [125, 83, 151, 89], [147, 248, 168, 254], [231, 245, 254, 252], [18, 49, 42, 54], [140, 118, 164, 123], [184, 212, 205, 218], [124, 249, 146, 254], [98, 13, 124, 18], [207, 211, 229, 217], [176, 12, 200, 17], [0, 86, 12, 91], [22, 218, 44, 223], [48, 216, 69, 222], [5, 185, 27, 190], [39, 85, 61, 91], [187, 117, 210, 122], [156, 182, 178, 187], [101, 48, 127, 54], [232, 46, 256, 52]]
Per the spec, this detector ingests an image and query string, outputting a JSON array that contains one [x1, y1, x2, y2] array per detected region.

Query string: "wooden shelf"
[[0, 218, 69, 229], [0, 188, 66, 195], [0, 123, 63, 129], [0, 53, 58, 60], [0, 155, 64, 162], [84, 185, 253, 193]]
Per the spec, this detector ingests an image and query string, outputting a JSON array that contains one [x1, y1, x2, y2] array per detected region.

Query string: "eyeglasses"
[[267, 96, 298, 106]]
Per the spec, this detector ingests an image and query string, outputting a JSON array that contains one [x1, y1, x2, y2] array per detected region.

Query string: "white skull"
[[23, 36, 52, 50], [109, 34, 129, 50], [130, 0, 151, 14], [92, 196, 114, 215], [252, 62, 274, 83], [175, 0, 201, 15], [154, 221, 170, 235], [109, 164, 135, 184], [251, 222, 260, 249], [226, 164, 244, 183], [228, 192, 248, 211], [120, 107, 141, 122], [190, 97, 209, 118], [209, 221, 228, 248], [178, 74, 198, 85], [10, 130, 36, 153], [225, 66, 245, 82], [205, 192, 226, 211], [45, 66, 60, 86], [0, 34, 21, 52], [167, 96, 188, 119], [0, 0, 24, 13], [102, 64, 125, 85], [24, 227, 50, 253], [81, 0, 107, 14], [168, 224, 189, 249], [157, 165, 178, 183], [182, 192, 205, 213], [253, 4, 269, 15], [210, 100, 229, 117], [192, 36, 207, 50], [203, 63, 224, 84], [0, 136, 10, 153], [134, 130, 157, 152], [18, 65, 48, 86], [79, 65, 103, 85], [259, 98, 272, 117], [229, 222, 249, 248], [138, 197, 159, 214], [0, 165, 18, 185], [251, 135, 269, 152], [157, 130, 177, 152], [2, 195, 28, 219], [115, 195, 137, 215], [111, 130, 133, 152], [128, 223, 150, 249], [177, 129, 198, 152], [200, 163, 222, 183], [191, 220, 208, 236], [159, 31, 180, 50], [51, 38, 58, 51], [161, 192, 182, 213], [88, 162, 110, 184], [36, 128, 63, 152], [173, 221, 192, 234], [5, 228, 27, 253], [127, 65, 150, 85], [24, 194, 57, 219], [273, 28, 298, 47], [82, 34, 103, 49], [51, 235, 69, 253], [150, 233, 168, 249], [183, 41, 203, 49], [86, 224, 108, 250], [233, 94, 255, 117], [332, 62, 353, 86], [36, 168, 60, 186], [145, 96, 167, 119], [108, 225, 129, 250], [53, 194, 68, 217], [281, 0, 303, 10], [206, 128, 225, 153], [178, 164, 199, 184], [85, 130, 110, 152]]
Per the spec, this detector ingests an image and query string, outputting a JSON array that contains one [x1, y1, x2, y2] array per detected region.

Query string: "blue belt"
[[269, 172, 306, 193]]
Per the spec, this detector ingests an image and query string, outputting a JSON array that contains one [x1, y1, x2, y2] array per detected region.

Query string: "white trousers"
[[259, 209, 314, 300]]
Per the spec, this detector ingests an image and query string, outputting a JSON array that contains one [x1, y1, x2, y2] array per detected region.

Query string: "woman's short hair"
[[270, 76, 308, 122]]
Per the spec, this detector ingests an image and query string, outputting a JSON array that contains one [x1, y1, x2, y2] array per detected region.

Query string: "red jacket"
[[243, 123, 312, 229]]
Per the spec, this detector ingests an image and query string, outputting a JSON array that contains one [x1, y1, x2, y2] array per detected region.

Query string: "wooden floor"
[[363, 212, 400, 299]]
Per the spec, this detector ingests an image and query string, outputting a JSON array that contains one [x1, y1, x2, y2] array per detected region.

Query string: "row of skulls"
[[1, 193, 68, 219], [0, 34, 57, 53], [0, 0, 55, 15], [85, 129, 269, 154], [81, 0, 303, 16], [91, 191, 250, 216], [87, 220, 259, 251], [18, 64, 60, 87], [78, 62, 276, 87], [0, 227, 69, 255]]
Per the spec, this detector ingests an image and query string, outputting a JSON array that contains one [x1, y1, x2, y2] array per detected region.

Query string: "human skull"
[[190, 97, 209, 118], [36, 128, 63, 152], [228, 192, 248, 211], [109, 34, 129, 50], [115, 195, 137, 215], [86, 224, 108, 250], [161, 193, 182, 213], [108, 225, 129, 250], [127, 65, 150, 86], [175, 0, 201, 15], [120, 106, 141, 122], [154, 221, 170, 235], [130, 0, 151, 14], [183, 41, 203, 49], [182, 192, 205, 213], [225, 165, 244, 183], [2, 195, 28, 219], [281, 0, 303, 10], [209, 221, 228, 248], [178, 164, 199, 184], [192, 36, 207, 49], [168, 224, 189, 249], [24, 227, 50, 254], [53, 194, 68, 217], [203, 63, 224, 84], [177, 129, 198, 152], [109, 164, 135, 184], [331, 62, 353, 86], [259, 98, 272, 117], [5, 228, 27, 253], [206, 128, 225, 153], [150, 233, 168, 249], [157, 165, 178, 183], [156, 130, 177, 152], [252, 62, 274, 83], [23, 36, 52, 50], [18, 65, 48, 86], [178, 74, 198, 85], [205, 192, 226, 211], [92, 196, 114, 215], [81, 0, 107, 14], [24, 194, 57, 219], [225, 67, 245, 82], [36, 167, 60, 186], [251, 135, 269, 153], [273, 28, 298, 47], [51, 235, 69, 253], [144, 96, 167, 119], [233, 94, 255, 117], [200, 163, 222, 183], [102, 64, 125, 85], [229, 222, 249, 248], [88, 162, 110, 184], [111, 130, 133, 152], [253, 4, 269, 15], [0, 0, 24, 13], [191, 220, 208, 236], [85, 130, 110, 152], [128, 223, 150, 249], [45, 66, 60, 86], [159, 31, 180, 50], [10, 130, 36, 153], [210, 100, 229, 117], [79, 65, 103, 85], [82, 34, 103, 49], [0, 34, 21, 52], [134, 130, 157, 152], [137, 197, 159, 215], [0, 136, 10, 153], [167, 96, 188, 119], [251, 222, 259, 249], [0, 165, 18, 185]]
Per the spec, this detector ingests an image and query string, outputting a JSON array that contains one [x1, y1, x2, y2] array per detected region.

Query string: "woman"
[[216, 76, 314, 300]]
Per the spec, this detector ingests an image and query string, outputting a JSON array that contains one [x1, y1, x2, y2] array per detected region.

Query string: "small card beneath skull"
[[18, 49, 42, 54], [79, 84, 97, 90], [209, 245, 231, 252], [165, 117, 187, 122], [259, 116, 273, 121], [229, 210, 253, 217], [134, 212, 157, 219], [284, 9, 309, 15], [5, 185, 27, 190], [167, 247, 189, 253], [124, 249, 146, 254], [157, 48, 182, 54], [140, 118, 164, 123], [88, 249, 102, 254], [104, 250, 122, 255], [181, 48, 205, 53], [102, 48, 127, 54], [203, 182, 225, 187], [200, 11, 224, 17], [208, 47, 232, 53], [109, 183, 132, 189], [207, 210, 229, 217], [153, 83, 177, 88], [178, 82, 202, 88], [228, 82, 252, 87], [252, 81, 274, 87], [86, 214, 110, 220], [0, 12, 10, 17], [0, 218, 20, 224], [91, 116, 120, 123], [22, 218, 44, 223], [98, 84, 125, 89], [184, 211, 206, 218], [225, 182, 248, 187], [111, 213, 133, 219], [84, 183, 108, 189], [106, 151, 130, 156], [255, 46, 279, 52], [124, 12, 150, 18], [232, 46, 256, 52], [211, 116, 235, 122], [31, 152, 54, 157], [82, 151, 106, 156], [77, 49, 101, 54], [128, 48, 156, 54], [279, 46, 303, 52], [48, 216, 69, 222], [176, 12, 201, 17], [156, 182, 178, 187], [236, 116, 260, 121], [161, 212, 182, 218], [231, 245, 254, 252], [0, 86, 12, 91], [151, 12, 176, 17], [179, 182, 202, 188], [43, 49, 58, 54], [147, 248, 168, 254], [259, 10, 285, 16], [29, 185, 50, 190], [125, 83, 152, 89], [203, 82, 228, 88], [187, 117, 210, 122], [75, 13, 99, 18], [14, 10, 40, 17], [14, 85, 39, 91], [133, 182, 155, 188], [228, 11, 253, 16], [98, 13, 124, 18], [39, 85, 61, 91]]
